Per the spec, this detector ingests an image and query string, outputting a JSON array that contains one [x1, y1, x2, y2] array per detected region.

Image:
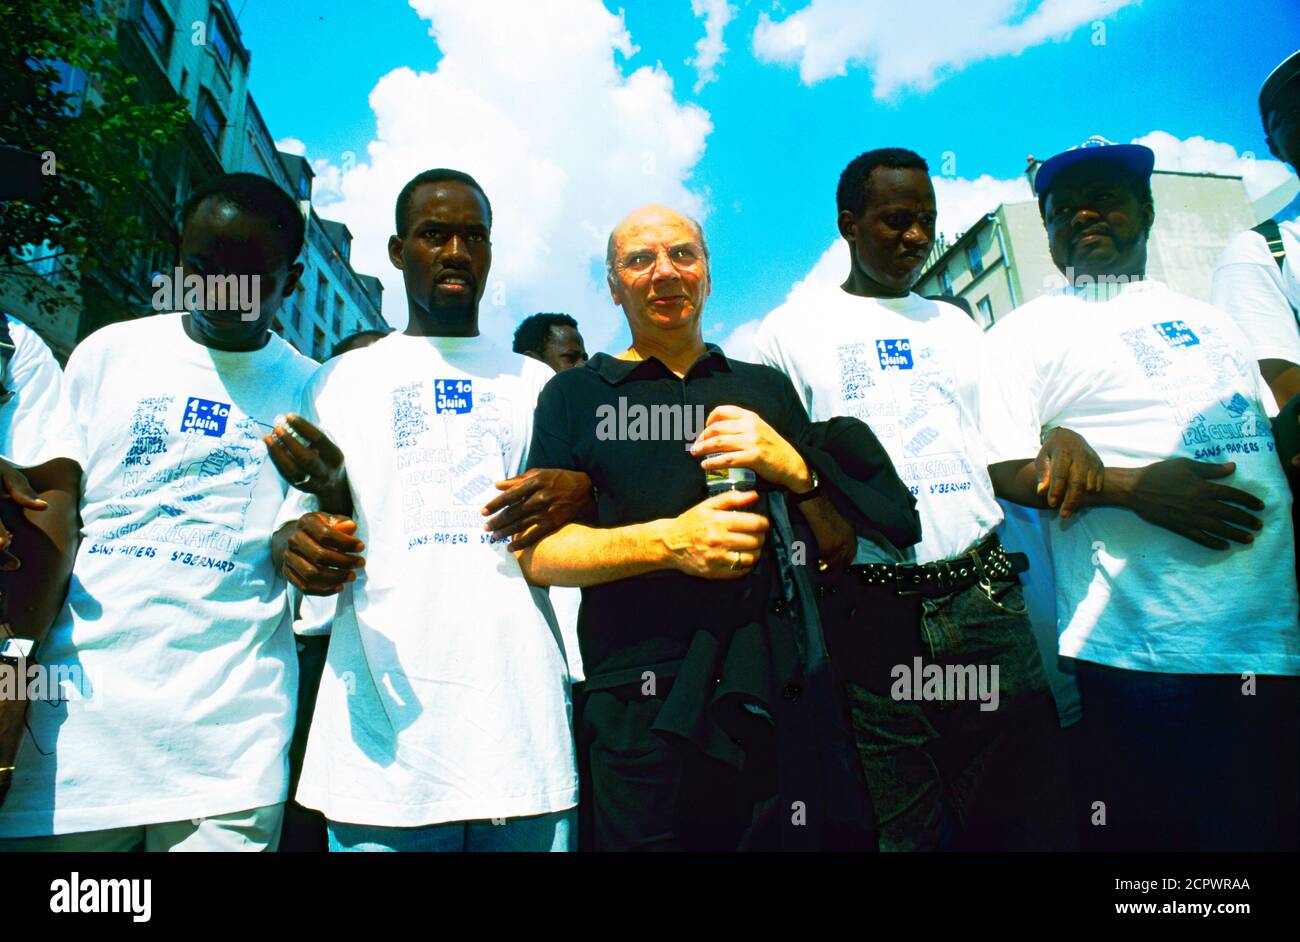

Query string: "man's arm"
[[1260, 359, 1300, 410], [481, 469, 596, 550], [1, 457, 82, 805], [990, 456, 1264, 551], [516, 489, 770, 586], [988, 427, 1103, 517]]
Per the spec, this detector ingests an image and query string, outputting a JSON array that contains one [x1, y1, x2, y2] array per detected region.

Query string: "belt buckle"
[[894, 565, 923, 597]]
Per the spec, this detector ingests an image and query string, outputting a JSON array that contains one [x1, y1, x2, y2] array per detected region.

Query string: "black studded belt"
[[848, 534, 1027, 598]]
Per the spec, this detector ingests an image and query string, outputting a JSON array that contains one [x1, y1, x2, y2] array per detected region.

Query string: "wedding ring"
[[292, 474, 311, 487], [730, 551, 743, 571]]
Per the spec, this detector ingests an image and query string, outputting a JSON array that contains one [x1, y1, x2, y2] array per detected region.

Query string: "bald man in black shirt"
[[516, 205, 919, 850]]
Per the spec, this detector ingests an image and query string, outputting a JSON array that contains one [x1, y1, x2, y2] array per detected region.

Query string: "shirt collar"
[[587, 343, 733, 386]]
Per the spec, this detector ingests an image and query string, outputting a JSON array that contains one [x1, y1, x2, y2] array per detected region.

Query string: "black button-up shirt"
[[527, 344, 918, 685]]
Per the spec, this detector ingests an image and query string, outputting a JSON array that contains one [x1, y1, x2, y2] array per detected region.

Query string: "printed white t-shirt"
[[285, 332, 578, 827], [755, 287, 1006, 564], [984, 280, 1300, 676], [0, 313, 319, 836], [1211, 198, 1300, 389], [0, 315, 78, 465]]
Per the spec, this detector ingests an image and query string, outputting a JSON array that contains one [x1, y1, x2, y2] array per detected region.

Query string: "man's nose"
[[650, 246, 679, 281], [442, 233, 472, 262], [902, 222, 930, 248], [1071, 206, 1102, 228]]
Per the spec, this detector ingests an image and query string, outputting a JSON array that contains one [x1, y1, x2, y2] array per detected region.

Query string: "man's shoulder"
[[988, 293, 1068, 337], [725, 355, 795, 389], [1217, 225, 1279, 269]]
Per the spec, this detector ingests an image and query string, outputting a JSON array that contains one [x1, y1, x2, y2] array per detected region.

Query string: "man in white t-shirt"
[[0, 315, 82, 807], [267, 169, 587, 852], [755, 148, 1076, 851], [1211, 49, 1300, 411], [0, 173, 319, 850], [985, 137, 1300, 850]]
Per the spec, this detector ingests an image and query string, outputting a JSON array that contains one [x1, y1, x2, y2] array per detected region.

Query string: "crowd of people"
[[0, 50, 1298, 854]]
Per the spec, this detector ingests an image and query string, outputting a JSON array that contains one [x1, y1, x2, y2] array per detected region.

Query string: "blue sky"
[[233, 0, 1300, 352]]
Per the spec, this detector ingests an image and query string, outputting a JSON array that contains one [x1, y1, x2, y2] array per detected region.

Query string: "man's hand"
[[481, 469, 595, 551], [263, 414, 349, 512], [280, 512, 366, 595], [1036, 427, 1104, 518], [797, 496, 856, 574], [691, 405, 813, 492], [656, 489, 770, 579], [1109, 458, 1265, 550], [0, 458, 49, 571]]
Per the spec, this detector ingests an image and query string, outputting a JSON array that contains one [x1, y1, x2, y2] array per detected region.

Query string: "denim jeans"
[[1072, 661, 1300, 851], [327, 808, 576, 852], [842, 574, 1075, 851]]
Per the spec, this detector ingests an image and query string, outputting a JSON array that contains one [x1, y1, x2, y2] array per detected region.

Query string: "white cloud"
[[1132, 129, 1292, 202], [295, 0, 712, 350], [932, 173, 1033, 238], [275, 136, 307, 156], [688, 0, 736, 92], [719, 315, 763, 361], [752, 0, 1137, 97]]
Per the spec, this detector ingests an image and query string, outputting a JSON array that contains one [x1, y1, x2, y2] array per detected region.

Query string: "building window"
[[207, 10, 236, 72], [50, 62, 88, 116], [939, 266, 953, 295], [313, 326, 326, 360], [140, 0, 174, 63], [333, 295, 344, 337], [296, 173, 310, 201], [316, 274, 328, 316], [197, 91, 225, 151], [966, 243, 984, 277], [976, 296, 993, 325]]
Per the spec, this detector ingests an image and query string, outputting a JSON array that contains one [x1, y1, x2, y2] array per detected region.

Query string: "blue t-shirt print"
[[1153, 320, 1200, 349], [876, 338, 914, 370]]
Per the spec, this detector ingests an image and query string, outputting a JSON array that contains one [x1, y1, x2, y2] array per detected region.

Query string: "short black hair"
[[1036, 165, 1154, 223], [513, 312, 578, 356], [330, 329, 391, 359], [836, 148, 930, 217], [394, 168, 493, 236], [181, 172, 305, 261]]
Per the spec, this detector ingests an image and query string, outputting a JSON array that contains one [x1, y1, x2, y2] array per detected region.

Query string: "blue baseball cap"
[[1033, 135, 1155, 198]]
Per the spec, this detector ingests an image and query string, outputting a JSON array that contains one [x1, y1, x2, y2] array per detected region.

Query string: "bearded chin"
[[425, 283, 477, 327]]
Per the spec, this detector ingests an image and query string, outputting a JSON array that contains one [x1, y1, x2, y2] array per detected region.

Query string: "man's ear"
[[1265, 131, 1283, 163], [280, 261, 304, 298], [607, 272, 621, 307], [388, 234, 405, 270], [837, 209, 858, 242], [1141, 201, 1156, 238]]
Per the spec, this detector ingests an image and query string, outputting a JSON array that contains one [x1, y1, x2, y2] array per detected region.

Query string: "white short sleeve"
[[1210, 227, 1300, 366], [981, 312, 1047, 464], [0, 316, 83, 466]]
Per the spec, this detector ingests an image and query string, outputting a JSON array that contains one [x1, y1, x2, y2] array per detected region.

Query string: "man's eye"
[[468, 232, 486, 243], [423, 229, 442, 240], [627, 253, 651, 268]]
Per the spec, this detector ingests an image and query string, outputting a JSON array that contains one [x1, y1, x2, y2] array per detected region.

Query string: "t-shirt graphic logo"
[[876, 339, 913, 371], [435, 379, 473, 414], [180, 397, 231, 437], [1153, 321, 1200, 349]]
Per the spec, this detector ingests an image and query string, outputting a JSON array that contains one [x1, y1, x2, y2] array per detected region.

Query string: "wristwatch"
[[788, 467, 822, 504]]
